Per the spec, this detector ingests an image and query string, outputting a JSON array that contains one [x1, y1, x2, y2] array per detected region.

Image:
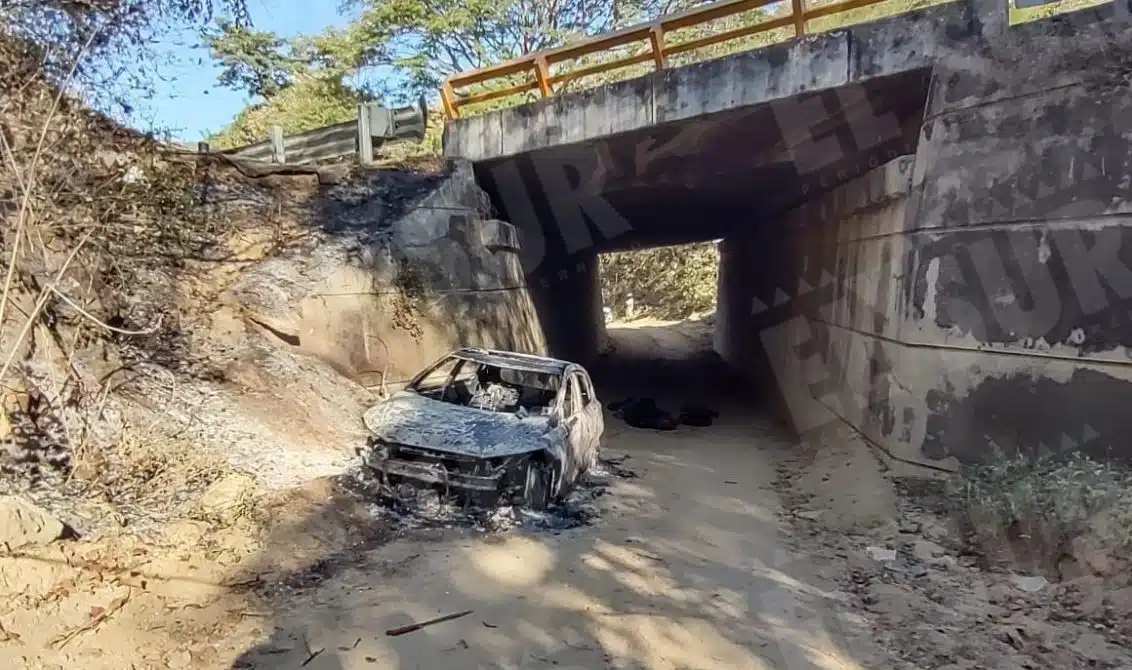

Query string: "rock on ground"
[[0, 496, 69, 549]]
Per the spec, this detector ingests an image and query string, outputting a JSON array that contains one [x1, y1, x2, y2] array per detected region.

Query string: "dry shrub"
[[0, 34, 270, 487], [70, 425, 229, 510], [600, 241, 719, 320], [947, 452, 1132, 576]]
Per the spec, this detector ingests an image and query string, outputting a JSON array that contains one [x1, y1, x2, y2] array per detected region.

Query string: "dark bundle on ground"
[[608, 397, 679, 431]]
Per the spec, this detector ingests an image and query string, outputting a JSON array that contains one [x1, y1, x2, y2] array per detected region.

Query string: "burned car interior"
[[408, 356, 562, 415]]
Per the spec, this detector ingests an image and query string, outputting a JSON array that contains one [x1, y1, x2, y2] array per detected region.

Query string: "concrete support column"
[[527, 253, 605, 364], [714, 236, 752, 372]]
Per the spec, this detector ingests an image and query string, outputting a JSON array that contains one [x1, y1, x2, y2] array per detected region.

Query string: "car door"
[[578, 371, 603, 460], [560, 375, 588, 485]]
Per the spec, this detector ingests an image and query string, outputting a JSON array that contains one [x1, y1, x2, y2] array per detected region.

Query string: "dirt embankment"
[[777, 423, 1132, 669]]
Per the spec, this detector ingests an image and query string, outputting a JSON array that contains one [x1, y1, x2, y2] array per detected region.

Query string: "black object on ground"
[[610, 397, 679, 431], [386, 609, 474, 636]]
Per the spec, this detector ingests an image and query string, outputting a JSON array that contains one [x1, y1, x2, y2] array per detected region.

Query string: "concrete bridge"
[[442, 0, 1132, 469]]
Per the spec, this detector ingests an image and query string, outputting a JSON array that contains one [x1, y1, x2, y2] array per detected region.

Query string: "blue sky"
[[132, 0, 354, 142]]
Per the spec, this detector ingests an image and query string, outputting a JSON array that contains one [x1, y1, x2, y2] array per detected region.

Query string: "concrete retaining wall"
[[719, 46, 1132, 466], [223, 161, 547, 387]]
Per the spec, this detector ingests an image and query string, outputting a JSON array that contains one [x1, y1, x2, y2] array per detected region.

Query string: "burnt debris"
[[342, 453, 638, 535]]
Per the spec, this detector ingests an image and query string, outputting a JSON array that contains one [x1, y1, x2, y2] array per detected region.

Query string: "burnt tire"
[[523, 462, 552, 510]]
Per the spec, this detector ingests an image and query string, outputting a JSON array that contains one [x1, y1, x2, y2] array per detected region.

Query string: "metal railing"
[[439, 0, 1111, 119], [204, 99, 429, 165], [440, 0, 916, 119], [215, 120, 359, 165]]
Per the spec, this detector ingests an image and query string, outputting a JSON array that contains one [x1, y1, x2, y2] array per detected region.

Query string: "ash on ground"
[[339, 454, 638, 535]]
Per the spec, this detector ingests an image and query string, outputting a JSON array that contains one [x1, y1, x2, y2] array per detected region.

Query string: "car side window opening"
[[438, 359, 477, 403], [576, 373, 592, 407], [564, 378, 583, 417]]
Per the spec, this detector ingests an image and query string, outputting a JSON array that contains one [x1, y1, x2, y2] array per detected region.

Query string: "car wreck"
[[360, 348, 604, 509]]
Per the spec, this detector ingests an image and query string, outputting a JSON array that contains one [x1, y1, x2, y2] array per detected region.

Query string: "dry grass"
[[69, 427, 229, 510], [947, 453, 1132, 574]]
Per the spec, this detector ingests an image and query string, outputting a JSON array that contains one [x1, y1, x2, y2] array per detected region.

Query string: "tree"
[[1, 0, 251, 114], [600, 242, 719, 320], [208, 75, 371, 149], [203, 19, 303, 99], [336, 0, 707, 99]]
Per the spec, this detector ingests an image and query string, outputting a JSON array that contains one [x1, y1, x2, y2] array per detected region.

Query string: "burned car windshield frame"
[[404, 352, 564, 400]]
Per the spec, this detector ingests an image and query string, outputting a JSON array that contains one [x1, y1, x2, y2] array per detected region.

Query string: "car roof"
[[452, 348, 573, 376]]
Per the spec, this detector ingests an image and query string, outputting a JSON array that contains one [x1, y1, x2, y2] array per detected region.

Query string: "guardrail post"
[[649, 26, 667, 69], [791, 0, 808, 35], [269, 125, 285, 164], [357, 103, 374, 165], [534, 57, 553, 98], [441, 82, 458, 119]]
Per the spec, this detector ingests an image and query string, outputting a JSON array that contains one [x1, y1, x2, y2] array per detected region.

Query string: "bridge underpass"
[[445, 0, 1132, 470], [471, 68, 931, 367]]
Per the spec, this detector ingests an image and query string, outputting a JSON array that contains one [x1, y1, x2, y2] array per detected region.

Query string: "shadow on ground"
[[228, 321, 889, 669]]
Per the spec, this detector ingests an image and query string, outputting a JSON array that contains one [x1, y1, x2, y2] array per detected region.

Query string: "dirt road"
[[231, 321, 890, 669], [7, 319, 1131, 669]]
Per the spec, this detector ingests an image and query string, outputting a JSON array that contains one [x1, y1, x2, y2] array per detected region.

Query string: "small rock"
[[318, 165, 350, 185], [0, 407, 11, 441], [1106, 586, 1132, 615], [794, 510, 823, 521], [0, 496, 70, 549], [912, 540, 945, 562], [934, 555, 958, 571], [898, 519, 921, 534], [1073, 631, 1121, 663], [166, 650, 192, 669], [197, 473, 259, 513], [866, 546, 897, 562], [885, 560, 929, 579], [1009, 574, 1049, 593]]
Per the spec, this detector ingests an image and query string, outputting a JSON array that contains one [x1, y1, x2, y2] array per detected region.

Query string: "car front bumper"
[[368, 457, 504, 492]]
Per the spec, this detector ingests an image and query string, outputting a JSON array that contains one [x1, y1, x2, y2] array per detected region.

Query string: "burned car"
[[360, 348, 604, 509]]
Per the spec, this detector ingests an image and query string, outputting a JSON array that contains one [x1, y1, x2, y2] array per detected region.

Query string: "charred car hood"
[[362, 392, 556, 458]]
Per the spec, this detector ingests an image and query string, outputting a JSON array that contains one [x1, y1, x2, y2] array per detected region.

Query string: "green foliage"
[[208, 75, 369, 149], [948, 452, 1132, 571], [2, 0, 250, 116], [204, 0, 716, 140], [340, 0, 705, 94], [1008, 0, 1108, 24], [203, 19, 304, 98], [600, 242, 719, 321]]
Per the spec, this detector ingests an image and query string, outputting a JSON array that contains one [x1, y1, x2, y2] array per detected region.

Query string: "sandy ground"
[[6, 319, 1130, 669], [228, 319, 891, 669]]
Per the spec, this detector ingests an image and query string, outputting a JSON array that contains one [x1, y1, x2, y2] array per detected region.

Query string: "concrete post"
[[269, 125, 285, 164], [357, 104, 374, 165]]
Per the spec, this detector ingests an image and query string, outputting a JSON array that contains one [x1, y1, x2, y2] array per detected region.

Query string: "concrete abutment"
[[719, 52, 1132, 466]]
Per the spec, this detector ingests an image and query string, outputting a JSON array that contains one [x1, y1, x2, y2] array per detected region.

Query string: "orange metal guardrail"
[[440, 0, 900, 119]]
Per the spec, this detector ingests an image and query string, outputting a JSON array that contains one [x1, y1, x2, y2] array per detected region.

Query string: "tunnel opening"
[[598, 241, 720, 326], [467, 66, 933, 438], [588, 240, 761, 433]]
